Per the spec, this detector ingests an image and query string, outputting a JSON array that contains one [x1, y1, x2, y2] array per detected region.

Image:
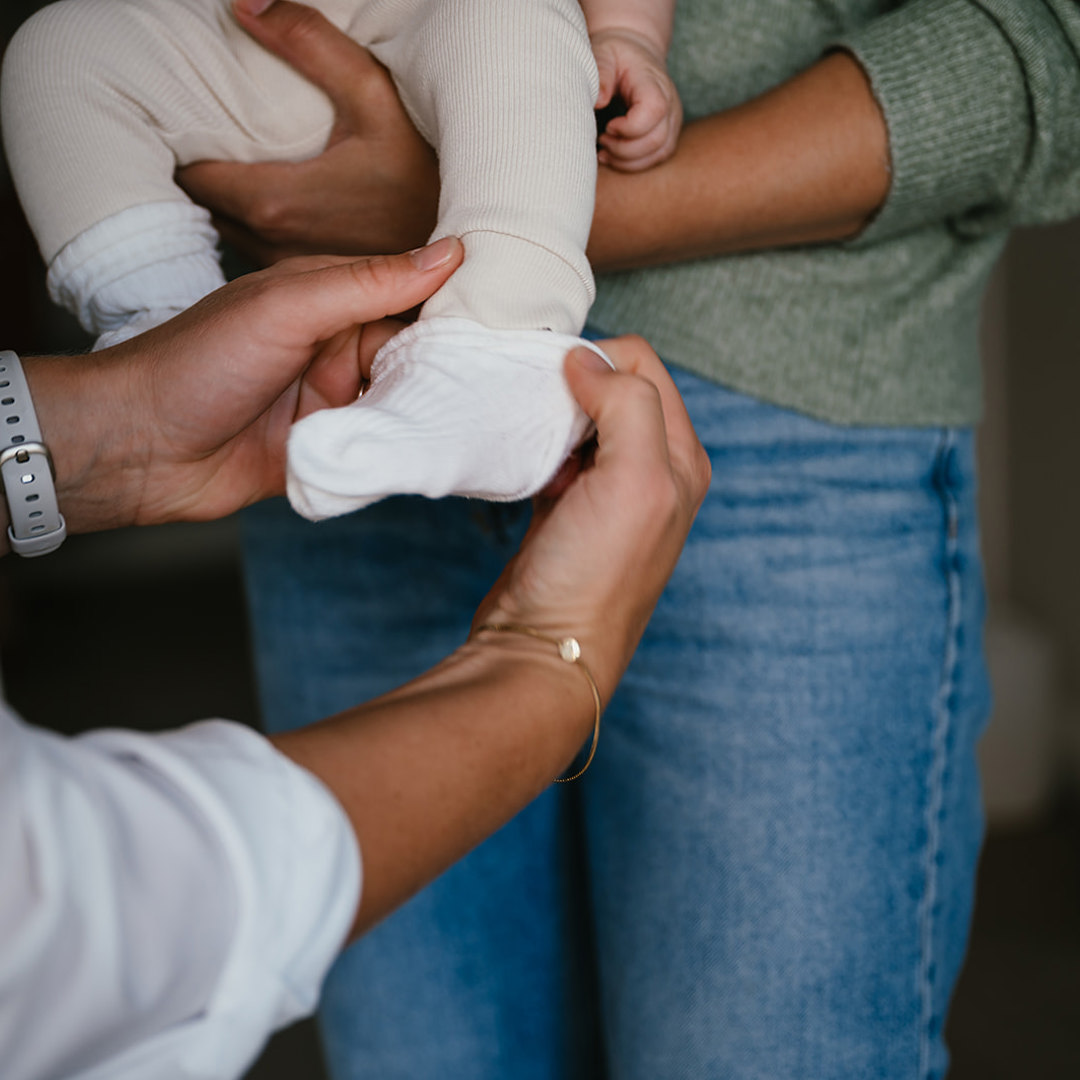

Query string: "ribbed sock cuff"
[[420, 229, 595, 334], [47, 200, 224, 335]]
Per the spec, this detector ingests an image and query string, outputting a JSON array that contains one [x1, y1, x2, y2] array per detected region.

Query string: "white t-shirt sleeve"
[[0, 704, 361, 1080]]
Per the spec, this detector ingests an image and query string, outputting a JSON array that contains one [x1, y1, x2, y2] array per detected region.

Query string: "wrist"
[[472, 596, 631, 708], [22, 352, 146, 538], [0, 352, 67, 557], [454, 633, 600, 773], [589, 25, 668, 63], [468, 624, 602, 782], [584, 0, 674, 57], [463, 629, 596, 709]]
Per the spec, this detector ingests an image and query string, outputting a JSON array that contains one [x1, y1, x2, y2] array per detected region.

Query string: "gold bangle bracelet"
[[472, 622, 602, 782]]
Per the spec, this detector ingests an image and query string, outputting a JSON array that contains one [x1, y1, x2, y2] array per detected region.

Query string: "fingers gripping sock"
[[286, 318, 613, 520]]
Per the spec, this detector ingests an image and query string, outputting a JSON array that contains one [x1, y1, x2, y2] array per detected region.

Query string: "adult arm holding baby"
[[180, 0, 888, 269]]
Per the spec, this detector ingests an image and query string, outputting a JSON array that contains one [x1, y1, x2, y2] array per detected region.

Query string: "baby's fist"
[[591, 29, 682, 172]]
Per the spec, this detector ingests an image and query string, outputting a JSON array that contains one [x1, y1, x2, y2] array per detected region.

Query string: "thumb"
[[594, 53, 617, 109], [563, 346, 617, 420], [254, 238, 463, 349], [564, 346, 670, 472], [232, 0, 387, 111]]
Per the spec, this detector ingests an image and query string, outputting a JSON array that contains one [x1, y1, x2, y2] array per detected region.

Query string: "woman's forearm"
[[589, 51, 891, 271], [271, 635, 596, 939], [180, 20, 889, 270], [274, 334, 711, 942]]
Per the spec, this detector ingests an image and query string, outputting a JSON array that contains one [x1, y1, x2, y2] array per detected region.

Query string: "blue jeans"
[[242, 367, 990, 1080]]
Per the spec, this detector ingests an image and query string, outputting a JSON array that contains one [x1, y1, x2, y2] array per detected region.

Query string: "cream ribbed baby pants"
[[1, 0, 603, 515]]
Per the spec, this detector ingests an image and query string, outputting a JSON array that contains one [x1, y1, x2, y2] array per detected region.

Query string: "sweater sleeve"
[[834, 0, 1080, 243]]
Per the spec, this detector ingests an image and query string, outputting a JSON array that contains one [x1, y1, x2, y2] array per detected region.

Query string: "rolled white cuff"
[[46, 201, 225, 345]]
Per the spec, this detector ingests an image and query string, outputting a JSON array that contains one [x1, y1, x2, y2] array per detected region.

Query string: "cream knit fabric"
[[2, 0, 602, 511], [2, 0, 599, 336]]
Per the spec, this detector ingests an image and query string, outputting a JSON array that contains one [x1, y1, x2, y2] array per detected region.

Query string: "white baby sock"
[[286, 317, 612, 520], [47, 201, 225, 350]]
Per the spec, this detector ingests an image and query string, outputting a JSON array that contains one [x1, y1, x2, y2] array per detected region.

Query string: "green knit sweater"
[[590, 0, 1080, 426]]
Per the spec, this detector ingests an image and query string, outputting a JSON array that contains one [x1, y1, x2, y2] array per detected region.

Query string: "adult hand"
[[274, 332, 710, 933], [178, 0, 440, 265], [475, 336, 711, 701], [182, 2, 888, 275], [21, 239, 462, 541]]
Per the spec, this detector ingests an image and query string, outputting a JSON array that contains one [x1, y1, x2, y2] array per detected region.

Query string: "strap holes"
[[25, 494, 39, 502], [6, 416, 19, 425], [1, 398, 12, 406], [11, 435, 24, 444], [19, 474, 34, 484], [28, 511, 42, 519], [30, 524, 45, 533], [0, 380, 8, 387]]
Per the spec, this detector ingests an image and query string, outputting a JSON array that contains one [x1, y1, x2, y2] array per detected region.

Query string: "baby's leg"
[[1, 0, 335, 348], [375, 0, 598, 333], [287, 0, 605, 517]]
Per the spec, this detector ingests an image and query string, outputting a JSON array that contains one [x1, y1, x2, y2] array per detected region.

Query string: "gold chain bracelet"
[[472, 623, 601, 782]]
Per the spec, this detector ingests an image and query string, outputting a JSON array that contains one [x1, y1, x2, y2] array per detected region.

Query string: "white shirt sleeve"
[[0, 702, 361, 1080]]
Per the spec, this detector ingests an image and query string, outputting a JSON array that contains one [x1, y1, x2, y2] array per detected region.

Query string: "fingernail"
[[409, 236, 458, 271], [569, 346, 613, 373], [235, 0, 274, 16]]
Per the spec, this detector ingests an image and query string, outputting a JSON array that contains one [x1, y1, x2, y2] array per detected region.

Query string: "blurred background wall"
[[2, 2, 1079, 1076], [977, 221, 1080, 826]]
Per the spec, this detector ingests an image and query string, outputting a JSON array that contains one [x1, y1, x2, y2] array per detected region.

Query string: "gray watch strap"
[[0, 351, 66, 557]]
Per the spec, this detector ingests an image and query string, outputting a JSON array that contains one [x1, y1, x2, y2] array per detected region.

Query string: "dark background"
[[3, 2, 1080, 1076]]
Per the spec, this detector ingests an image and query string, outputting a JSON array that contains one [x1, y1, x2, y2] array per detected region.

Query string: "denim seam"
[[917, 429, 961, 1080]]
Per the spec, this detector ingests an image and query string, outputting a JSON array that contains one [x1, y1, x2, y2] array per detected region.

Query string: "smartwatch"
[[0, 351, 67, 557]]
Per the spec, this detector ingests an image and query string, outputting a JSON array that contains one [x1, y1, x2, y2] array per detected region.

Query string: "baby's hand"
[[591, 29, 682, 172]]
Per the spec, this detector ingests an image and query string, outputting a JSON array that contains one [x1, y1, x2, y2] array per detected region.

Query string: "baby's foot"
[[286, 317, 612, 520]]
